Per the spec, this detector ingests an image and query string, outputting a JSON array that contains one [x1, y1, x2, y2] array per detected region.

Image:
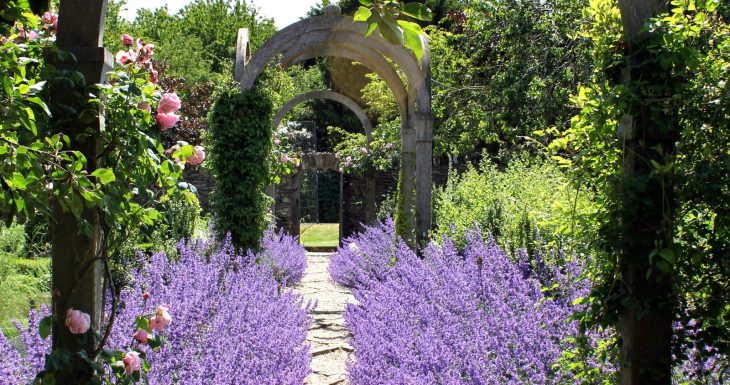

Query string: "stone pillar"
[[364, 169, 377, 225], [274, 172, 301, 238], [416, 113, 434, 248], [52, 0, 112, 359], [339, 172, 344, 246], [398, 124, 417, 246]]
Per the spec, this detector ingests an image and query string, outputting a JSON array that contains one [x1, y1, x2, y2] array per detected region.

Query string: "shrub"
[[158, 189, 202, 242], [209, 85, 273, 251], [0, 223, 50, 338], [1, 232, 312, 385], [433, 156, 598, 260], [254, 228, 307, 286], [329, 218, 404, 289], [342, 230, 586, 384], [0, 306, 51, 384]]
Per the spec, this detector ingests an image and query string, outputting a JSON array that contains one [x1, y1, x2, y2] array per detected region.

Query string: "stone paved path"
[[297, 252, 355, 385]]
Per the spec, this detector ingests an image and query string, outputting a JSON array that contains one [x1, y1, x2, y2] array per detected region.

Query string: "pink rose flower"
[[273, 139, 281, 146], [279, 155, 289, 163], [133, 329, 148, 344], [346, 156, 352, 163], [150, 69, 158, 84], [150, 304, 172, 332], [137, 101, 151, 112], [166, 144, 181, 158], [123, 351, 142, 374], [42, 12, 53, 24], [158, 93, 181, 114], [335, 153, 340, 159], [385, 143, 394, 150], [51, 15, 58, 32], [121, 34, 134, 46], [156, 112, 179, 131], [26, 30, 38, 40], [361, 148, 369, 155], [115, 50, 132, 66], [65, 308, 91, 334], [187, 146, 205, 166]]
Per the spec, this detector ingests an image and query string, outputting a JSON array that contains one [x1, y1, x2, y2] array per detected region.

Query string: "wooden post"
[[52, 0, 111, 357], [616, 1, 674, 384]]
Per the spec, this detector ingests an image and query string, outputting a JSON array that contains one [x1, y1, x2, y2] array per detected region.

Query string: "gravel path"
[[297, 252, 355, 385]]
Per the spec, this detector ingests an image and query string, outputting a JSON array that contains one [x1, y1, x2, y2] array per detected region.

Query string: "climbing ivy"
[[552, 0, 730, 374], [208, 85, 273, 251]]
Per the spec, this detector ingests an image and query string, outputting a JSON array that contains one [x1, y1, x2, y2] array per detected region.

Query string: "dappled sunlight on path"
[[296, 252, 355, 385]]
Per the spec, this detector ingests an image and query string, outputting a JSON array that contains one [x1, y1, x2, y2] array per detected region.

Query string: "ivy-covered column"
[[52, 0, 112, 362]]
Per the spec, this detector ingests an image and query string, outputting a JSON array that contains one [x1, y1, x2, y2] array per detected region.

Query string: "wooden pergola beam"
[[52, 0, 112, 361]]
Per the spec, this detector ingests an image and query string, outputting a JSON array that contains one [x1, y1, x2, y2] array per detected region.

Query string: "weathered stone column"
[[274, 172, 302, 237], [398, 124, 417, 246], [52, 0, 112, 357], [415, 113, 434, 248]]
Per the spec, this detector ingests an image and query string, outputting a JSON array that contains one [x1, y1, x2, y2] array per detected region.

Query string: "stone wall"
[[183, 155, 476, 238]]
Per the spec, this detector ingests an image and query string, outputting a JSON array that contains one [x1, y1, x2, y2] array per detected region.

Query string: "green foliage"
[[209, 85, 273, 251], [555, 0, 730, 366], [0, 223, 50, 338], [433, 156, 598, 260], [361, 72, 400, 123], [353, 0, 433, 61], [104, 0, 277, 83], [158, 190, 201, 242], [427, 0, 591, 156]]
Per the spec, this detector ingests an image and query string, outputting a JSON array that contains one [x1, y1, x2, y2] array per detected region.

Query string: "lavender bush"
[[342, 231, 583, 384], [254, 228, 307, 286], [328, 218, 403, 288], [1, 232, 311, 385], [0, 307, 51, 384]]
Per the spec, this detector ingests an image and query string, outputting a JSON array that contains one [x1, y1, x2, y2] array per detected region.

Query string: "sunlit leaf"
[[401, 2, 433, 21]]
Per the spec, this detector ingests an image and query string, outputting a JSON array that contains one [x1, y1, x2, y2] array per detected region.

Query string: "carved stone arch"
[[274, 91, 374, 142], [234, 29, 250, 83], [282, 44, 410, 122], [238, 5, 433, 245]]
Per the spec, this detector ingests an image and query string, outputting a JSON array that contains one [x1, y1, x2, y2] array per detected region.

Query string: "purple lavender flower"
[[254, 228, 307, 286], [329, 218, 407, 289], [339, 226, 598, 384], [0, 234, 311, 385]]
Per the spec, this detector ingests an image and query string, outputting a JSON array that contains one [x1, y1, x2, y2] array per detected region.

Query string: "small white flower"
[[349, 243, 359, 252]]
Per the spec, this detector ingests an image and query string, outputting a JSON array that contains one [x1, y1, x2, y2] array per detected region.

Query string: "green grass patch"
[[0, 257, 50, 338], [299, 223, 340, 248]]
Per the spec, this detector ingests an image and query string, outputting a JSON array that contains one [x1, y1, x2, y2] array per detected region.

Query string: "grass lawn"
[[300, 223, 340, 248]]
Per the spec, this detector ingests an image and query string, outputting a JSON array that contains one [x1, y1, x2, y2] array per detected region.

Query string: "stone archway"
[[236, 4, 433, 245], [274, 91, 374, 142]]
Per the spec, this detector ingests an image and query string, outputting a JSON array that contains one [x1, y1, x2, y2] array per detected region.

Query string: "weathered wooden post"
[[616, 1, 674, 384], [52, 0, 112, 356]]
